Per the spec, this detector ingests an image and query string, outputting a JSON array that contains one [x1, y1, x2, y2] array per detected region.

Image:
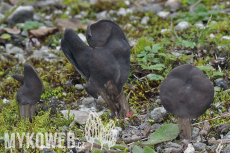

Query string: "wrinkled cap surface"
[[160, 64, 214, 118], [61, 19, 130, 98], [12, 63, 43, 105]]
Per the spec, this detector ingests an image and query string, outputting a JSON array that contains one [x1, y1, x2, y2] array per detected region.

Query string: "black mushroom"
[[61, 19, 130, 117], [160, 64, 214, 139], [12, 62, 43, 120]]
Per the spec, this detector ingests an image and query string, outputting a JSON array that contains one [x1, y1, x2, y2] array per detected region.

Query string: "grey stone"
[[223, 143, 230, 153], [33, 14, 42, 21], [80, 11, 88, 17], [222, 36, 230, 40], [141, 16, 149, 24], [75, 84, 84, 90], [117, 8, 127, 16], [166, 142, 182, 148], [139, 4, 163, 14], [21, 30, 28, 36], [215, 78, 229, 90], [0, 2, 12, 14], [150, 107, 167, 122], [212, 5, 220, 10], [210, 33, 215, 39], [30, 50, 47, 59], [6, 6, 34, 26], [157, 11, 170, 19], [3, 98, 9, 104], [14, 53, 26, 63], [47, 53, 56, 59], [161, 29, 170, 33], [174, 21, 190, 31], [192, 127, 199, 138], [165, 0, 181, 12], [81, 97, 95, 105], [54, 10, 63, 15], [96, 11, 107, 20], [193, 143, 206, 151], [6, 44, 24, 55], [195, 23, 204, 29], [224, 131, 230, 139]]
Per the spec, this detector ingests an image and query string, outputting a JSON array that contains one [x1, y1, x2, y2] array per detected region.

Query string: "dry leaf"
[[29, 27, 58, 43], [1, 27, 21, 35], [55, 18, 88, 32]]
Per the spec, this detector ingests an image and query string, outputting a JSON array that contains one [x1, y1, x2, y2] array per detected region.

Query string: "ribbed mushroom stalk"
[[61, 19, 130, 117], [12, 63, 43, 120], [160, 64, 214, 139]]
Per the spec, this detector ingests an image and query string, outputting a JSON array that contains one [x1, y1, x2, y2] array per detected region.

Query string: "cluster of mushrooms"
[[13, 19, 215, 141]]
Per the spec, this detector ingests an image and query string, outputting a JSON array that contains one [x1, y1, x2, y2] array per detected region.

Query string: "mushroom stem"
[[99, 81, 129, 117], [178, 118, 192, 140], [99, 90, 118, 116], [18, 104, 35, 121], [116, 89, 129, 117]]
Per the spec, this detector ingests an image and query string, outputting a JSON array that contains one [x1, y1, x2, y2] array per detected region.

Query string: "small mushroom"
[[61, 19, 130, 117], [12, 62, 43, 120], [160, 64, 214, 139]]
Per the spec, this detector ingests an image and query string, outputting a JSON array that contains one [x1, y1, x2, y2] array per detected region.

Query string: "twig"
[[216, 139, 223, 153]]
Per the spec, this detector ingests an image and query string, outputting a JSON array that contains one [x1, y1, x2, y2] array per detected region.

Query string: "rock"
[[157, 11, 170, 19], [193, 143, 206, 151], [223, 143, 230, 153], [117, 8, 127, 16], [96, 11, 107, 20], [174, 21, 190, 31], [192, 127, 199, 138], [210, 33, 215, 39], [165, 0, 181, 12], [150, 107, 167, 122], [124, 1, 130, 6], [166, 142, 182, 148], [161, 29, 170, 33], [21, 30, 28, 36], [14, 53, 26, 63], [129, 40, 137, 47], [224, 131, 230, 139], [30, 50, 47, 59], [75, 84, 84, 90], [54, 10, 63, 15], [33, 14, 42, 21], [6, 44, 24, 55], [222, 36, 230, 40], [78, 33, 86, 42], [212, 5, 220, 10], [184, 144, 195, 153], [0, 2, 12, 14], [3, 98, 9, 104], [195, 23, 204, 29], [6, 6, 34, 26], [215, 78, 229, 90], [80, 11, 88, 17], [139, 4, 163, 14], [141, 16, 149, 24], [151, 123, 161, 131]]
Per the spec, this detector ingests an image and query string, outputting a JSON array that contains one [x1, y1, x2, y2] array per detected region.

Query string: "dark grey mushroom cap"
[[61, 19, 130, 98], [160, 64, 214, 118], [13, 63, 43, 105]]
